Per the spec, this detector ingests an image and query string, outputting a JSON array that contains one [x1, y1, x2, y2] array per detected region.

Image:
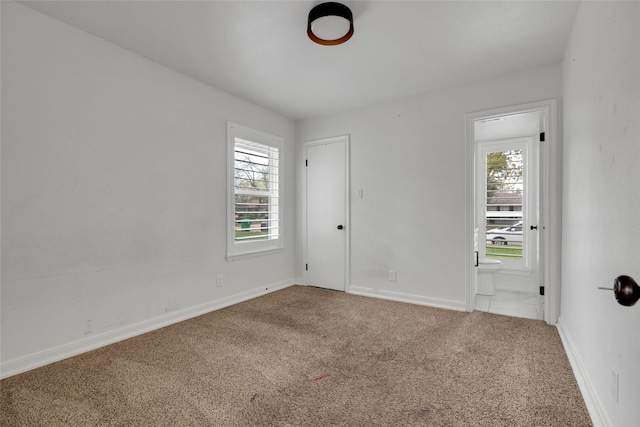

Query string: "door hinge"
[[539, 286, 545, 296], [540, 132, 545, 142], [305, 263, 308, 271], [305, 159, 308, 166]]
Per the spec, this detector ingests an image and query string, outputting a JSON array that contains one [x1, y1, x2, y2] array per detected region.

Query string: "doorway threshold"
[[474, 290, 540, 320]]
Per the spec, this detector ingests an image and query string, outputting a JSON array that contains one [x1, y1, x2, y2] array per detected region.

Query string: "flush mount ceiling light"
[[307, 2, 354, 46]]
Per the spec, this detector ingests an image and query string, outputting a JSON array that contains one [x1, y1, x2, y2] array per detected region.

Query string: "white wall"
[[559, 2, 640, 426], [1, 2, 296, 376], [296, 63, 563, 309]]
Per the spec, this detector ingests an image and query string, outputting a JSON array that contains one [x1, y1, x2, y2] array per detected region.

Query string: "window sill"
[[226, 246, 284, 262]]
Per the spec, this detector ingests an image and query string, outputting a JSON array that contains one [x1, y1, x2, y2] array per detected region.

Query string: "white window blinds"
[[234, 138, 280, 242], [227, 122, 283, 259]]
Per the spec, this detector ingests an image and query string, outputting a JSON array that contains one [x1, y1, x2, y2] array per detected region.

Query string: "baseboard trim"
[[1, 280, 295, 379], [556, 317, 608, 427], [348, 286, 466, 312]]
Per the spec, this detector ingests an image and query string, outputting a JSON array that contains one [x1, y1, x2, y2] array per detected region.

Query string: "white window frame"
[[227, 122, 283, 260]]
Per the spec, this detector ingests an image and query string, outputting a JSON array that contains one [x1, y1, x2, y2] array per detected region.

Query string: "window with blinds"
[[227, 122, 283, 258], [482, 144, 526, 264]]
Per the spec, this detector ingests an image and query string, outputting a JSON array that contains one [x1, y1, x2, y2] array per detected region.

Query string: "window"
[[227, 122, 283, 259], [484, 149, 524, 259], [478, 137, 535, 271]]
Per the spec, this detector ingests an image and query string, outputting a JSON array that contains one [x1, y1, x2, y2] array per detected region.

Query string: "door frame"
[[302, 135, 350, 291], [465, 100, 559, 324]]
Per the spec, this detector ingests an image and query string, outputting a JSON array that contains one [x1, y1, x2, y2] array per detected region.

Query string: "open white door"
[[304, 136, 349, 291]]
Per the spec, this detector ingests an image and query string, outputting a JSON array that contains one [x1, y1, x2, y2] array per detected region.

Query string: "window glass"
[[484, 148, 524, 262], [227, 123, 283, 258]]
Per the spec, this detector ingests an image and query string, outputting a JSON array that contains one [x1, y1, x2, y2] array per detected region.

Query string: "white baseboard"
[[556, 317, 608, 427], [1, 280, 295, 379], [348, 286, 466, 312]]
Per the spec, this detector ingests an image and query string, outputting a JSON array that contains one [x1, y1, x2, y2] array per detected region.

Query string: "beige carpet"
[[1, 285, 591, 426]]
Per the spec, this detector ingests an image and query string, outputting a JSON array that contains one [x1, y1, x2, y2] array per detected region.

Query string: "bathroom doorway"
[[477, 136, 538, 284], [476, 135, 540, 320], [465, 100, 559, 324]]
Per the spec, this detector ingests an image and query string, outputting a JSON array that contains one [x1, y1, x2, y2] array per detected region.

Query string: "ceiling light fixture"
[[307, 2, 354, 46]]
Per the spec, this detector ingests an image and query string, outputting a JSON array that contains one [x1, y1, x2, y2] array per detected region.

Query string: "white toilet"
[[477, 258, 503, 296]]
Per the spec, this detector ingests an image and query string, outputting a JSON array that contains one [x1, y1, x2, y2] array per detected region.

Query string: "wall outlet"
[[389, 270, 397, 282], [356, 188, 364, 199], [216, 274, 224, 287], [610, 368, 619, 402]]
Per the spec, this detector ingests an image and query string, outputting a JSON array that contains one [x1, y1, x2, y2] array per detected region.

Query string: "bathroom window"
[[485, 149, 524, 260], [227, 122, 283, 259], [478, 137, 536, 272]]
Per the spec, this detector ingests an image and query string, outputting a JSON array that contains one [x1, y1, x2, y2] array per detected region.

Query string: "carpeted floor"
[[1, 285, 592, 426]]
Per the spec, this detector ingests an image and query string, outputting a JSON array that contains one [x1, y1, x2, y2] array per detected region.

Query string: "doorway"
[[478, 136, 538, 288], [465, 100, 560, 324], [303, 135, 350, 291]]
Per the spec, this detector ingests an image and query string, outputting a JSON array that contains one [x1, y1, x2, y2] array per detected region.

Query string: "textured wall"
[[1, 2, 296, 372], [561, 1, 640, 425], [296, 63, 563, 308]]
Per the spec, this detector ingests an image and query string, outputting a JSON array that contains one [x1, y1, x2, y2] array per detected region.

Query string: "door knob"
[[337, 225, 344, 230], [598, 275, 640, 307]]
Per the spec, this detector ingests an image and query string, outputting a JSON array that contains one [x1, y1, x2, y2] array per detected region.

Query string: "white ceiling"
[[19, 1, 579, 120]]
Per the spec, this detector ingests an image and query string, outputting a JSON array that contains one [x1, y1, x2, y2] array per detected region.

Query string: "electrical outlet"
[[216, 274, 223, 287], [611, 368, 619, 402], [389, 270, 397, 282], [356, 188, 364, 199]]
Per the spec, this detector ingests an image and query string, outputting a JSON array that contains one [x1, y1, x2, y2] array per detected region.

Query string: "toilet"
[[477, 258, 502, 296]]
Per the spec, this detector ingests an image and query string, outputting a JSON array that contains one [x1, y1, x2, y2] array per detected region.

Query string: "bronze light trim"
[[307, 2, 354, 46]]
